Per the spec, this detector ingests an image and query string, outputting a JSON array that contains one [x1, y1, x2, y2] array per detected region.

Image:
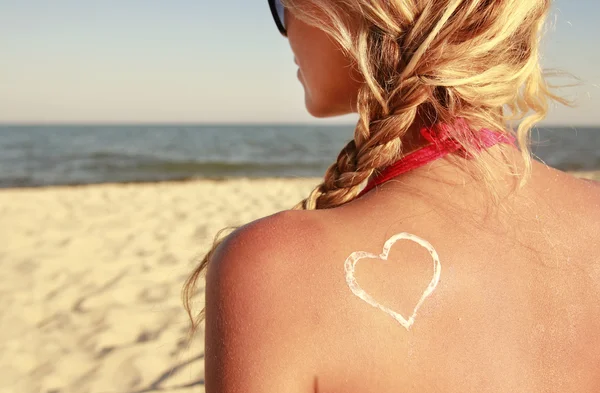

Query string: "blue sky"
[[1, 0, 599, 125]]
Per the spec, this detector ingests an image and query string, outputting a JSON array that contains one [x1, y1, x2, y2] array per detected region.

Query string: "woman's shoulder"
[[559, 171, 600, 218], [209, 209, 330, 270], [203, 209, 337, 393], [205, 207, 337, 323]]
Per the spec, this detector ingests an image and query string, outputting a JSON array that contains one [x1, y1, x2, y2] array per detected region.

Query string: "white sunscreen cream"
[[344, 232, 441, 330]]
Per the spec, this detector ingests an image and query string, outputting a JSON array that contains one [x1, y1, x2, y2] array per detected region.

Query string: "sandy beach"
[[1, 172, 598, 393], [0, 178, 319, 393]]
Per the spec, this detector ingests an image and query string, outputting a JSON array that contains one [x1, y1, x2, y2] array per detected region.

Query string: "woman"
[[185, 0, 600, 391]]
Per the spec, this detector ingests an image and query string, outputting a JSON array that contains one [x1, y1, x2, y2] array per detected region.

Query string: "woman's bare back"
[[276, 159, 600, 393]]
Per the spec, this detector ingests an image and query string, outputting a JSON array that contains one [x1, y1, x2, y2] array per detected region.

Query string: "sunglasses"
[[268, 0, 287, 37]]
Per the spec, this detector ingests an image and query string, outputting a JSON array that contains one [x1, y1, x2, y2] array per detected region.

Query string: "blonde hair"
[[183, 0, 568, 332]]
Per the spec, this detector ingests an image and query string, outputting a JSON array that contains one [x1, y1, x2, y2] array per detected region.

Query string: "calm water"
[[0, 124, 598, 188]]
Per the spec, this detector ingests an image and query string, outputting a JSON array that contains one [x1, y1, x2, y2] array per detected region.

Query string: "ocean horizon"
[[0, 124, 598, 188]]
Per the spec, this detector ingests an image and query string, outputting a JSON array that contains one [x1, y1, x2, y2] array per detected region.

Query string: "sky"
[[1, 0, 599, 125]]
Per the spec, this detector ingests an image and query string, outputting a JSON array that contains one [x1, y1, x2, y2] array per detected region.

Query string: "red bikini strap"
[[357, 125, 516, 198]]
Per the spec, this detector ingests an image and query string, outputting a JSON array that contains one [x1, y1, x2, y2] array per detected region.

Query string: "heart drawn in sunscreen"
[[344, 232, 441, 330]]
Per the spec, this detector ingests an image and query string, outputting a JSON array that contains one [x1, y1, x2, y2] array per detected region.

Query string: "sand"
[[574, 171, 600, 181], [0, 178, 319, 393], [1, 172, 597, 393]]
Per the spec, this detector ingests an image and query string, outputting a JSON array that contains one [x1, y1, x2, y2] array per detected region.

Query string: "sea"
[[0, 124, 598, 188]]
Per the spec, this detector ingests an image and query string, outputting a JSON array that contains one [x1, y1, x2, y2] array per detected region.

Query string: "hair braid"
[[294, 25, 433, 211]]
